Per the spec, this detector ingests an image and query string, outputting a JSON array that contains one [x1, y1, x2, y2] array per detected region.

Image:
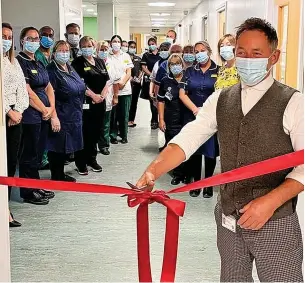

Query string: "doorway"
[[202, 15, 208, 41], [217, 3, 227, 39]]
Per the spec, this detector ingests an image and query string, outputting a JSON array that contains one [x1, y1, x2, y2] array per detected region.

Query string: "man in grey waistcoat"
[[136, 17, 303, 282]]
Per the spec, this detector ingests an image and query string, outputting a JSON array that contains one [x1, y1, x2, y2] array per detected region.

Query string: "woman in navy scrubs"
[[16, 27, 56, 205], [47, 40, 86, 182], [72, 36, 109, 175], [179, 40, 219, 198]]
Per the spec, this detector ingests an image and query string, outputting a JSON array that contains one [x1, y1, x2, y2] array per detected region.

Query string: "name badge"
[[83, 104, 90, 110], [124, 60, 129, 64], [222, 213, 236, 233], [31, 70, 38, 74], [211, 74, 217, 78], [84, 67, 91, 71]]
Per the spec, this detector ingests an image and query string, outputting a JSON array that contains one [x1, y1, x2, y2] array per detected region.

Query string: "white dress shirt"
[[170, 74, 304, 184], [3, 56, 29, 114]]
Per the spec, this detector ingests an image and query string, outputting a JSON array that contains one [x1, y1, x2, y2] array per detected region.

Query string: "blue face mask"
[[165, 37, 174, 44], [196, 51, 209, 64], [98, 51, 108, 60], [220, 45, 234, 61], [55, 51, 70, 65], [40, 36, 54, 49], [23, 41, 40, 54], [2, 39, 12, 53], [81, 47, 94, 57], [235, 57, 271, 86], [160, 50, 169, 59], [170, 64, 183, 76], [129, 48, 136, 55], [183, 53, 195, 63], [149, 44, 157, 52]]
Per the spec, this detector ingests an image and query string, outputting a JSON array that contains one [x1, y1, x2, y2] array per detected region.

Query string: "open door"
[[275, 0, 301, 88]]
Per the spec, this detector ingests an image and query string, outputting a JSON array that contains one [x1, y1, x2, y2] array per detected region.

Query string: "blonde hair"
[[194, 40, 212, 55], [167, 53, 185, 73], [79, 36, 94, 48], [51, 40, 70, 60], [217, 34, 236, 62], [97, 40, 109, 51]]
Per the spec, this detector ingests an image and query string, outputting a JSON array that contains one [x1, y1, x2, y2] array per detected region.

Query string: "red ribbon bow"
[[127, 190, 185, 282]]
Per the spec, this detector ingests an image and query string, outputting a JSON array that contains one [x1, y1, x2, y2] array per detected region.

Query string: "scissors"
[[121, 182, 149, 197]]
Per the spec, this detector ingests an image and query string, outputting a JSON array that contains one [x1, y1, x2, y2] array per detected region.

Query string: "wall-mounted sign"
[[152, 28, 160, 32]]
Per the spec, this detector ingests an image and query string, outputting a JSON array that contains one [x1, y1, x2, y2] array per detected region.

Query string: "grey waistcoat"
[[216, 81, 298, 220]]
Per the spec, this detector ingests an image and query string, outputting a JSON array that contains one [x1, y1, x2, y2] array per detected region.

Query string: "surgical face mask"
[[2, 39, 12, 53], [220, 45, 234, 61], [170, 64, 183, 76], [129, 48, 136, 55], [55, 51, 70, 65], [235, 56, 272, 87], [196, 51, 209, 64], [122, 46, 128, 53], [149, 44, 157, 52], [98, 51, 108, 60], [160, 50, 169, 59], [81, 47, 94, 58], [183, 53, 195, 63], [67, 34, 80, 46], [166, 37, 174, 44], [40, 36, 54, 49], [23, 41, 40, 54], [112, 42, 121, 52]]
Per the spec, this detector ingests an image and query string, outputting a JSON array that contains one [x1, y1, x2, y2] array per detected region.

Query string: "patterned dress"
[[214, 65, 240, 90]]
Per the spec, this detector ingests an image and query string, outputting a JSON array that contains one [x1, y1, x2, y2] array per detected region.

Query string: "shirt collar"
[[194, 60, 217, 71], [241, 73, 274, 91], [18, 51, 34, 61], [109, 50, 124, 56]]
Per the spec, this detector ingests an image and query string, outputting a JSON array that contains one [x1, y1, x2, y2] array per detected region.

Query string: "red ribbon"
[[0, 150, 303, 282]]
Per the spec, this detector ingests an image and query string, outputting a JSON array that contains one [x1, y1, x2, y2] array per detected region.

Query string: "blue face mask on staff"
[[23, 41, 40, 54], [55, 51, 70, 65], [235, 56, 272, 86], [170, 64, 183, 76], [160, 50, 169, 59], [220, 45, 234, 61], [183, 53, 195, 63], [81, 47, 94, 57], [40, 36, 54, 49], [149, 44, 157, 52], [98, 51, 108, 60], [196, 51, 209, 64], [2, 39, 12, 53]]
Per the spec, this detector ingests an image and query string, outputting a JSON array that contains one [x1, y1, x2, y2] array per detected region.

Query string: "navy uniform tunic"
[[16, 52, 50, 124], [158, 73, 183, 142], [47, 61, 86, 154], [179, 61, 220, 158]]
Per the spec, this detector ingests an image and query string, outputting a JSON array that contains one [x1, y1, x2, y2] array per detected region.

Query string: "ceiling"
[[82, 0, 201, 27]]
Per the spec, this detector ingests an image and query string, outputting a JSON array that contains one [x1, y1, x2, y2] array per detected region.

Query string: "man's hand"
[[92, 94, 104, 104], [136, 170, 156, 192], [238, 195, 277, 230], [159, 119, 166, 132], [7, 110, 22, 124], [42, 107, 53, 120]]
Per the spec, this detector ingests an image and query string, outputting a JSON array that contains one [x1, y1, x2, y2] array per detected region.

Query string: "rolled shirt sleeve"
[[169, 90, 221, 160]]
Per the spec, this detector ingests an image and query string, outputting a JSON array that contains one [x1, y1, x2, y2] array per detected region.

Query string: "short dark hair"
[[66, 23, 80, 31], [110, 34, 123, 44], [128, 40, 136, 46], [122, 40, 127, 44], [148, 37, 157, 45], [159, 42, 171, 51], [2, 22, 12, 31], [2, 23, 14, 62], [236, 17, 278, 50], [39, 26, 54, 35], [20, 26, 39, 48]]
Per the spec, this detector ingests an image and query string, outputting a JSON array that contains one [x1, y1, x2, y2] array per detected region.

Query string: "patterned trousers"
[[214, 202, 303, 282]]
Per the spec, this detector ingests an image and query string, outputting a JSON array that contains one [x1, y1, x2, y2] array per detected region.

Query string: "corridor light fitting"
[[151, 18, 168, 21], [86, 9, 94, 12], [82, 4, 87, 8], [150, 13, 171, 16], [148, 2, 176, 7]]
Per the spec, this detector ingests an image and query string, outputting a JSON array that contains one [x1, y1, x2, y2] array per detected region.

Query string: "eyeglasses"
[[24, 37, 40, 42]]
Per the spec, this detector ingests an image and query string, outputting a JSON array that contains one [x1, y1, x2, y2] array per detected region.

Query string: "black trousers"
[[185, 155, 217, 182], [129, 82, 141, 122], [19, 122, 49, 198], [6, 121, 22, 200], [150, 99, 158, 124], [75, 102, 105, 169], [48, 151, 66, 180]]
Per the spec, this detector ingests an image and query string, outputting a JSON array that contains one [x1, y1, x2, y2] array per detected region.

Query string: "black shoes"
[[121, 139, 128, 144], [63, 174, 76, 182], [110, 138, 118, 144], [88, 162, 103, 172], [183, 176, 193, 184], [37, 189, 55, 199], [202, 187, 213, 198], [171, 176, 182, 186], [189, 189, 201, 197], [23, 190, 49, 205], [100, 148, 110, 155], [9, 213, 21, 228], [77, 166, 89, 175], [151, 122, 158, 130]]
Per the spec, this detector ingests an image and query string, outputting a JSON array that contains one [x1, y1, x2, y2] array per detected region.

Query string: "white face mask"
[[121, 46, 128, 53], [112, 42, 121, 52], [67, 34, 80, 47], [220, 45, 235, 61]]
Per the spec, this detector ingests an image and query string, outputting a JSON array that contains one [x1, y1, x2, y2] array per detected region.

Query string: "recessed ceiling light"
[[86, 9, 94, 12], [148, 2, 176, 7], [150, 13, 171, 16], [151, 18, 168, 21], [93, 12, 97, 16], [82, 4, 87, 8]]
